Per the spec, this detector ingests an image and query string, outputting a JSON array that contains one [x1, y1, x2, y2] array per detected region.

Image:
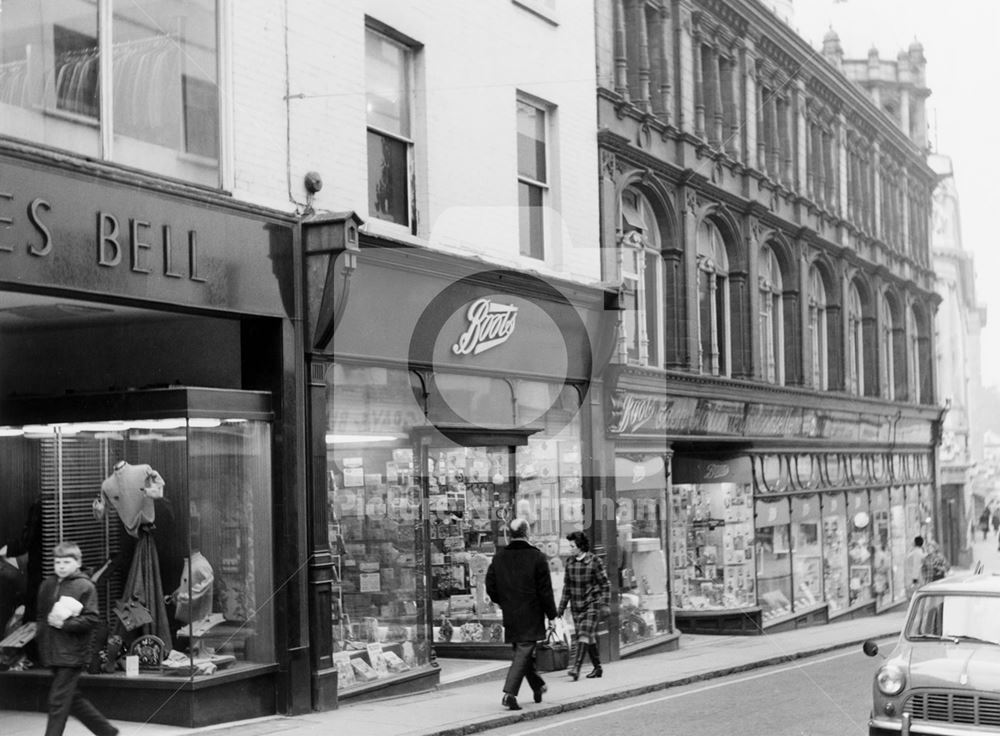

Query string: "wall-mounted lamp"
[[303, 211, 363, 351]]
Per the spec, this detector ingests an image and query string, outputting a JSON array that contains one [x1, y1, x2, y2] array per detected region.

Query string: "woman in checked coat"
[[557, 531, 611, 680]]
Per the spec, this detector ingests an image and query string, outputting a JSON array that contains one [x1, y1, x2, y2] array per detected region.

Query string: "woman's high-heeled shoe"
[[586, 665, 603, 678]]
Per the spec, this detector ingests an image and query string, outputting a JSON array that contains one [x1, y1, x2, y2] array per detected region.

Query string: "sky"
[[785, 0, 1000, 386]]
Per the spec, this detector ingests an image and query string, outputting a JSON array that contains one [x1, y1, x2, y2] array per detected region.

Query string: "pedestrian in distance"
[[37, 541, 118, 736], [485, 518, 557, 711], [991, 507, 1000, 539], [979, 508, 991, 541], [558, 530, 611, 681], [903, 535, 925, 598], [921, 540, 949, 583]]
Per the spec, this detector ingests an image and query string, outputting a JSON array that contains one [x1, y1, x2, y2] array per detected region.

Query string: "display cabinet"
[[0, 387, 277, 727]]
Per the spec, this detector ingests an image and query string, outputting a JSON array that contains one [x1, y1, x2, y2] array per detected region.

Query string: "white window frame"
[[881, 295, 896, 400], [847, 283, 864, 395], [365, 25, 416, 233], [808, 266, 828, 390], [697, 220, 730, 377], [620, 188, 663, 366], [516, 96, 551, 260], [758, 246, 784, 385]]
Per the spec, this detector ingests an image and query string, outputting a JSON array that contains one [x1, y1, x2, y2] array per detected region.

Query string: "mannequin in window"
[[95, 460, 165, 537], [173, 547, 214, 625]]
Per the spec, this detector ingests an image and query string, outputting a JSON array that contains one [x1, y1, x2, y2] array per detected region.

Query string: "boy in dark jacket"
[[37, 541, 118, 736]]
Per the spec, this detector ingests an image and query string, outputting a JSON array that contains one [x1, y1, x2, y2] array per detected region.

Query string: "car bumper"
[[870, 714, 1000, 736]]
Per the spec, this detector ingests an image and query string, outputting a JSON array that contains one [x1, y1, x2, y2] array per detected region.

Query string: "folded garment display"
[[160, 648, 237, 676], [0, 622, 36, 648], [175, 612, 226, 639]]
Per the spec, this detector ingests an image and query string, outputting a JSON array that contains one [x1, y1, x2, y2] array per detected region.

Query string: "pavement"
[[9, 539, 997, 736], [3, 607, 908, 736]]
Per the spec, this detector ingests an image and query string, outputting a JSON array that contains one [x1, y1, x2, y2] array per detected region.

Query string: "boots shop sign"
[[451, 298, 518, 356], [0, 156, 292, 316]]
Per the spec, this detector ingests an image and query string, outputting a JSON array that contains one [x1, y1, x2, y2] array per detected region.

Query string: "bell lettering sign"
[[0, 192, 204, 283], [452, 298, 518, 356]]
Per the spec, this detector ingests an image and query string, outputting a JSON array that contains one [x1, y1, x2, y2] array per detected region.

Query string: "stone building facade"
[[594, 0, 942, 638]]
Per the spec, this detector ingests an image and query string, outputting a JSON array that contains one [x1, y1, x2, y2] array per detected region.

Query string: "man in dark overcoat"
[[485, 518, 557, 710]]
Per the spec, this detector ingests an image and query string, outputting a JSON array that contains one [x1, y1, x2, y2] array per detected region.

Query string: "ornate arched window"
[[758, 245, 784, 384], [847, 282, 864, 395], [882, 293, 906, 400], [807, 265, 828, 390], [620, 187, 663, 366], [909, 304, 933, 404], [697, 219, 730, 376]]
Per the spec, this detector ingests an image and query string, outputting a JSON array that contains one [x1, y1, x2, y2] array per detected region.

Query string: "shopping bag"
[[534, 626, 568, 672]]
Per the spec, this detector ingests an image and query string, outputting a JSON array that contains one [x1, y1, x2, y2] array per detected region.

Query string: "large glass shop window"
[[890, 487, 907, 605], [671, 482, 754, 611], [426, 426, 583, 647], [755, 497, 792, 624], [847, 491, 873, 608], [791, 495, 822, 611], [871, 489, 893, 610], [326, 363, 585, 663], [615, 455, 671, 649], [0, 416, 274, 679], [327, 364, 431, 690], [822, 493, 849, 614]]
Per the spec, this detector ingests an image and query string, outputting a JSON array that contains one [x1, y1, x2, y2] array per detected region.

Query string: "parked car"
[[863, 573, 1000, 735]]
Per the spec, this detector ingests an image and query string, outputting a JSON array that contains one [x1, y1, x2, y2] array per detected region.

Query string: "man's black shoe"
[[532, 683, 547, 703], [502, 694, 521, 710]]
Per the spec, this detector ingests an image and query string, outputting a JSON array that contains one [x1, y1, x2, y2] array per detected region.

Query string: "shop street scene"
[[1, 1, 999, 735]]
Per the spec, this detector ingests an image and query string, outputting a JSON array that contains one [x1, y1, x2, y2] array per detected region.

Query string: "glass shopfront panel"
[[791, 495, 822, 611], [847, 491, 873, 608], [0, 413, 275, 680], [327, 363, 431, 690], [871, 489, 893, 610], [326, 361, 586, 663], [755, 497, 792, 624], [822, 493, 849, 614], [615, 455, 670, 649], [672, 482, 755, 611], [890, 487, 907, 604]]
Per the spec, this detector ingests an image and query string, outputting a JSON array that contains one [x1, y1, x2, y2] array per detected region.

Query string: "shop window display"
[[0, 413, 275, 680], [424, 430, 583, 648], [672, 482, 755, 611], [791, 495, 822, 611], [822, 493, 849, 614], [871, 490, 893, 610], [847, 491, 873, 608], [615, 455, 671, 649], [326, 364, 431, 689], [755, 497, 792, 623], [328, 445, 428, 687], [890, 487, 906, 604]]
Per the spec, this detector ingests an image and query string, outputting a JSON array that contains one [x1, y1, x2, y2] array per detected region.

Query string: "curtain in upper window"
[[620, 188, 662, 365], [807, 265, 828, 390], [758, 245, 783, 385], [0, 0, 220, 186], [366, 28, 414, 229], [697, 219, 729, 376]]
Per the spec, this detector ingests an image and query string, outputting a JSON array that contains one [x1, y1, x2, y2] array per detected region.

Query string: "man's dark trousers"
[[45, 666, 117, 736], [503, 642, 544, 696]]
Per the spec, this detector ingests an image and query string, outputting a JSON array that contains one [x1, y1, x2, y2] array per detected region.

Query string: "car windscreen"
[[905, 593, 1000, 644]]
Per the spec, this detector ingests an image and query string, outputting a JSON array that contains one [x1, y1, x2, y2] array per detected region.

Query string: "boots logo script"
[[452, 298, 519, 355]]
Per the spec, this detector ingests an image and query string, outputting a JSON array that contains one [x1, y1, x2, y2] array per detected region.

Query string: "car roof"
[[919, 573, 1000, 595]]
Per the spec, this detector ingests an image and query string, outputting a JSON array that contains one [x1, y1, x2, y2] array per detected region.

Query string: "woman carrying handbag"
[[557, 531, 610, 680]]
